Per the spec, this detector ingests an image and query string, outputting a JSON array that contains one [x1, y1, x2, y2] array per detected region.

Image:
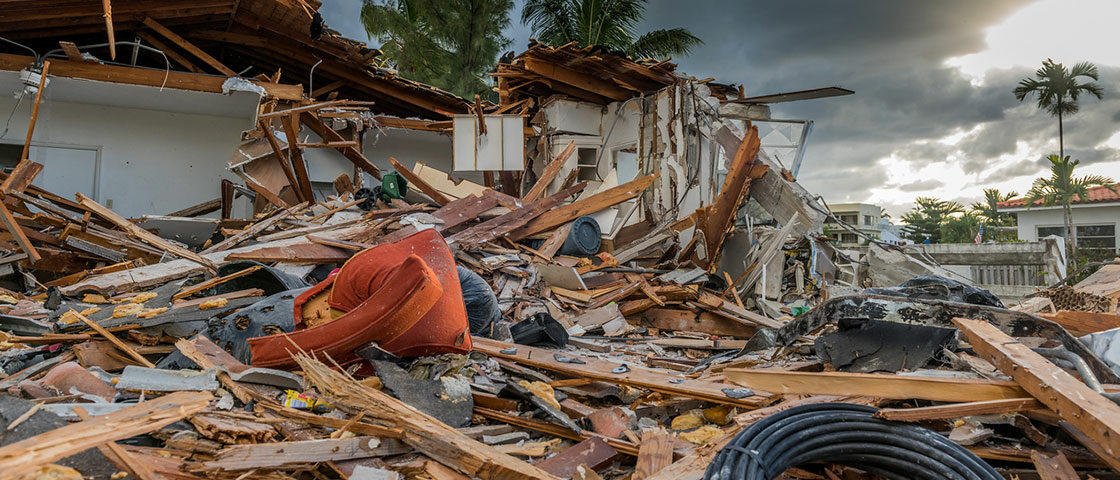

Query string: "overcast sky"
[[321, 0, 1120, 216]]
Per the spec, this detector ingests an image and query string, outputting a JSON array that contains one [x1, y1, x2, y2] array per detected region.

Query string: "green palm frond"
[[629, 28, 703, 59]]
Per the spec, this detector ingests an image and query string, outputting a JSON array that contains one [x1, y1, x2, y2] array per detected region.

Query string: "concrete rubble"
[[0, 1, 1119, 479]]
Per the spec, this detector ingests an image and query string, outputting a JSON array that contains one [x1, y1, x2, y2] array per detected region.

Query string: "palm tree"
[[970, 188, 1019, 225], [362, 0, 512, 98], [1013, 59, 1103, 158], [521, 0, 702, 59], [901, 197, 964, 244], [1024, 154, 1117, 257]]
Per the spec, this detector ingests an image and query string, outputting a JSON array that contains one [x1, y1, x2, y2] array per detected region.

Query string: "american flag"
[[974, 223, 984, 244]]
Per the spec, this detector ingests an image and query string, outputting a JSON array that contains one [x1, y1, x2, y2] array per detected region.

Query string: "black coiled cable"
[[703, 403, 1003, 480]]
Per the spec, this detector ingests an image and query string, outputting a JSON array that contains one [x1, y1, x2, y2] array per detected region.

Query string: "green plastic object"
[[791, 306, 811, 317], [379, 171, 408, 200]]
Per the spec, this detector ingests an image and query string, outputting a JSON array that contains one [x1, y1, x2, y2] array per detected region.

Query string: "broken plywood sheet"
[[413, 162, 488, 200]]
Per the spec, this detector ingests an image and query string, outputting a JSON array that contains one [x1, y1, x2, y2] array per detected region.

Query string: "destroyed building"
[[1, 1, 1120, 480]]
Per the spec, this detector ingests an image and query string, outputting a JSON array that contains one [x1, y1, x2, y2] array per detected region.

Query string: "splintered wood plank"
[[68, 310, 155, 368], [1040, 310, 1120, 336], [225, 243, 351, 264], [636, 308, 754, 338], [473, 337, 773, 408], [200, 436, 410, 471], [295, 354, 559, 480], [172, 266, 263, 301], [874, 398, 1043, 422], [448, 183, 587, 246], [0, 391, 212, 478], [954, 317, 1120, 467], [377, 193, 500, 244], [390, 156, 451, 205], [20, 60, 50, 162], [1031, 450, 1080, 480], [142, 17, 235, 76], [73, 407, 159, 480], [1, 160, 43, 194], [695, 125, 765, 268], [76, 193, 217, 272], [59, 41, 84, 62], [258, 118, 305, 203], [724, 369, 1029, 402], [633, 429, 674, 480], [508, 173, 657, 241], [523, 140, 575, 202]]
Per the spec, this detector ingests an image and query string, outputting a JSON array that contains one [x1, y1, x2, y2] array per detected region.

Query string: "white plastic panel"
[[452, 114, 525, 171]]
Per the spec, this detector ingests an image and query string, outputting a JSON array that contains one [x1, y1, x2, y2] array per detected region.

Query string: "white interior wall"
[[0, 74, 259, 218]]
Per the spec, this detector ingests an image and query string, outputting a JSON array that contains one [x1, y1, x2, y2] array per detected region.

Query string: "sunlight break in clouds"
[[946, 0, 1120, 81]]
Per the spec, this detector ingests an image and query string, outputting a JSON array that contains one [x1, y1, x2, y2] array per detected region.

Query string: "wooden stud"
[[142, 17, 236, 76], [0, 202, 39, 262], [311, 79, 346, 98], [299, 112, 381, 179], [172, 266, 263, 302], [102, 0, 115, 60], [20, 60, 50, 162], [280, 113, 315, 202]]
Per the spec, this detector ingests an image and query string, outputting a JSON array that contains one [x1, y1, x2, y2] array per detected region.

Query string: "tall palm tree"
[[362, 0, 512, 98], [1024, 154, 1117, 257], [521, 0, 702, 59], [1013, 59, 1103, 158]]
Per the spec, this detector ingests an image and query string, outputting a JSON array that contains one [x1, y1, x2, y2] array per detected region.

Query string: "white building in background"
[[824, 202, 886, 246], [998, 184, 1120, 255]]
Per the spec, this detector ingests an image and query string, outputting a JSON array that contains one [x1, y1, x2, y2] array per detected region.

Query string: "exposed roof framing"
[[0, 0, 472, 119], [493, 42, 681, 107]]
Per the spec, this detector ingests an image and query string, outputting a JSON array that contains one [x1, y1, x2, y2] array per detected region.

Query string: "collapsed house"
[[1, 2, 1120, 480]]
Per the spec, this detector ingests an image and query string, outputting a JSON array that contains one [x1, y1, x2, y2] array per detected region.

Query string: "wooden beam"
[[474, 407, 638, 457], [508, 173, 658, 240], [202, 204, 302, 254], [102, 0, 115, 60], [0, 391, 211, 478], [173, 265, 262, 301], [696, 125, 766, 268], [76, 192, 217, 272], [234, 170, 290, 210], [280, 113, 315, 202], [142, 17, 236, 76], [874, 398, 1044, 422], [167, 197, 221, 217], [258, 100, 352, 119], [448, 183, 587, 246], [523, 140, 575, 202], [1040, 310, 1120, 336], [724, 369, 1030, 402], [474, 337, 773, 408], [136, 31, 202, 73], [520, 57, 633, 101], [199, 436, 410, 471], [73, 407, 159, 480], [390, 157, 451, 205], [300, 112, 381, 179], [0, 53, 301, 100], [954, 317, 1120, 467]]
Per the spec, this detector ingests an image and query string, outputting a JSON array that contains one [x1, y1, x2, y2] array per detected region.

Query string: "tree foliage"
[[940, 213, 982, 244], [1025, 154, 1117, 256], [362, 0, 513, 98], [521, 0, 702, 59], [1013, 59, 1104, 158], [969, 188, 1019, 242], [900, 197, 964, 244]]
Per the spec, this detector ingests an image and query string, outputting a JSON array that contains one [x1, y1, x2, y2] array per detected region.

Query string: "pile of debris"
[[1, 1, 1120, 478], [0, 113, 1118, 479]]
